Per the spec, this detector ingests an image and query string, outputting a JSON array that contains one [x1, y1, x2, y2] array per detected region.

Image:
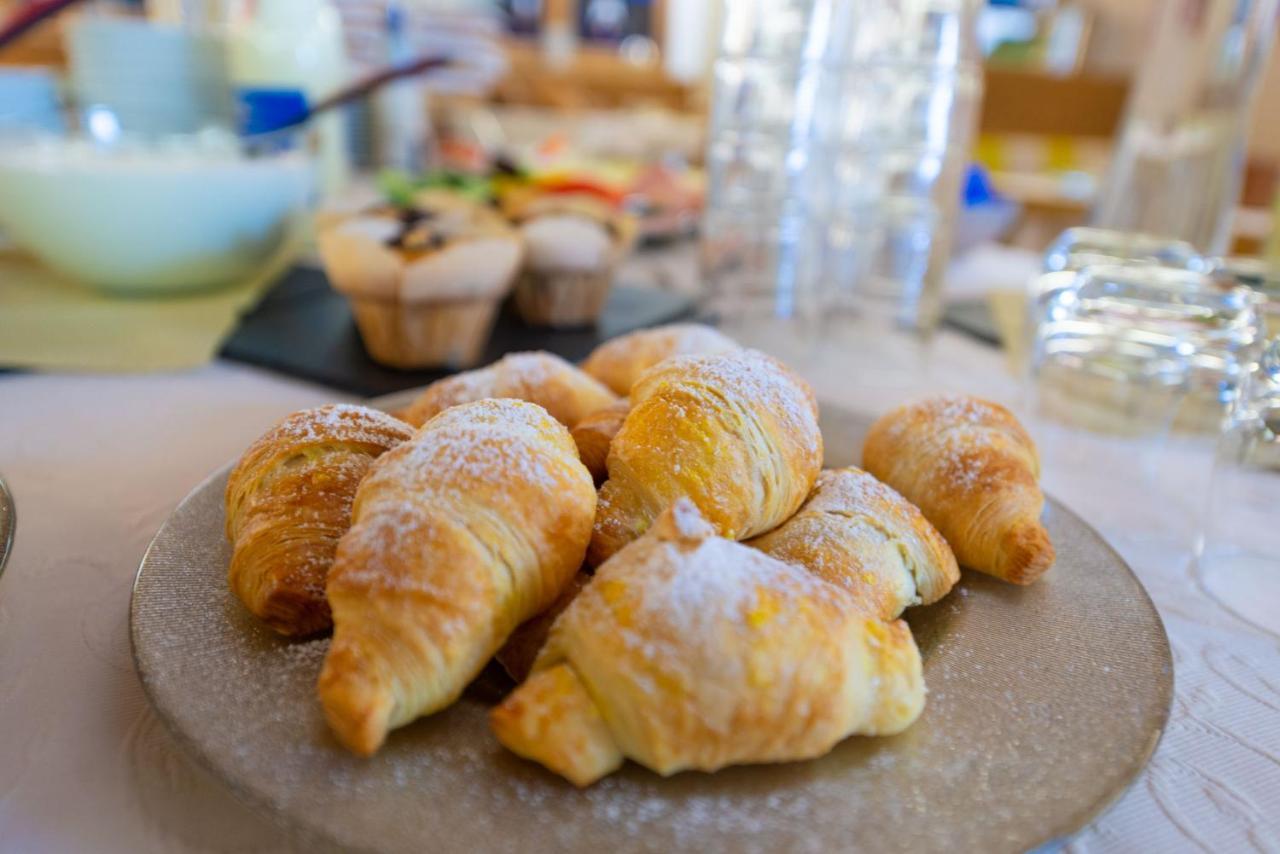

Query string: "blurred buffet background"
[[1, 1, 1277, 356], [4, 5, 1280, 844]]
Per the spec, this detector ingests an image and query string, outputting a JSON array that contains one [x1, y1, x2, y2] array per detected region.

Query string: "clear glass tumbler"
[[1091, 0, 1280, 253], [1196, 337, 1280, 636], [1030, 264, 1263, 431], [700, 0, 983, 347], [1026, 263, 1262, 547], [1027, 228, 1207, 370], [1028, 267, 1194, 439]]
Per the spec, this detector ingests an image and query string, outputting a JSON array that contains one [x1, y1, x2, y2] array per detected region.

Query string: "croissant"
[[569, 399, 630, 483], [491, 500, 925, 786], [224, 404, 412, 637], [581, 322, 739, 396], [495, 571, 589, 683], [588, 349, 822, 566], [862, 395, 1054, 585], [318, 399, 596, 755], [748, 468, 959, 619], [398, 351, 618, 428]]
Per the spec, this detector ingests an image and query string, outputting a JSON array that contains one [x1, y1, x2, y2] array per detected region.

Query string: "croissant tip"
[[864, 618, 926, 735], [317, 649, 394, 757], [651, 499, 716, 545], [491, 664, 623, 787], [1001, 522, 1056, 585]]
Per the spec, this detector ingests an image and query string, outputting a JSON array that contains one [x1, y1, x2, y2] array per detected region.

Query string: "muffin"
[[317, 191, 522, 369], [504, 192, 635, 328]]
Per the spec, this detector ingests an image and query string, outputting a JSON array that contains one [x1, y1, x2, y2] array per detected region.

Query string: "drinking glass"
[[1026, 264, 1263, 543], [1196, 337, 1280, 635], [1092, 0, 1280, 253], [1024, 263, 1264, 550], [700, 0, 983, 355], [1030, 264, 1263, 433], [1027, 228, 1207, 371], [1028, 267, 1193, 438], [1209, 255, 1280, 333]]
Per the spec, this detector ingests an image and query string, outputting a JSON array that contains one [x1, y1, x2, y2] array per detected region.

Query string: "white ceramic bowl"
[[0, 135, 313, 294]]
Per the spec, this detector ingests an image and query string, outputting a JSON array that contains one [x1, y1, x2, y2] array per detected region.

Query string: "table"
[[1, 289, 1278, 852]]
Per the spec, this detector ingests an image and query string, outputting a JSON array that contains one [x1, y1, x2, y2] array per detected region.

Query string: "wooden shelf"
[[494, 38, 696, 111]]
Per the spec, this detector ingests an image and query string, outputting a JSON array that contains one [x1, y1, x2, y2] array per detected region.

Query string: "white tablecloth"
[[1, 295, 1278, 851]]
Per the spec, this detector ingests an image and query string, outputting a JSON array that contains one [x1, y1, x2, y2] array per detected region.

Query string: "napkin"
[[0, 245, 295, 374]]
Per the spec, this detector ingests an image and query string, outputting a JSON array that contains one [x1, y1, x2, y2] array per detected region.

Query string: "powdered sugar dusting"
[[926, 419, 1030, 496], [403, 351, 614, 426], [653, 539, 839, 632], [367, 399, 575, 507], [632, 349, 821, 457], [871, 396, 1024, 495], [575, 785, 822, 851], [653, 497, 718, 543], [626, 323, 737, 361], [418, 366, 505, 409], [592, 515, 847, 669], [875, 395, 1000, 446], [937, 437, 989, 492], [928, 394, 999, 425], [583, 323, 740, 393], [809, 467, 909, 512], [408, 402, 565, 485], [274, 636, 330, 672], [750, 467, 959, 614], [266, 404, 411, 450], [436, 352, 569, 405]]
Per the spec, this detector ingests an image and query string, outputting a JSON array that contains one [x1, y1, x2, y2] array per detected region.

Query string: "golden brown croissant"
[[569, 399, 630, 483], [318, 399, 596, 755], [748, 467, 959, 619], [224, 405, 412, 637], [495, 571, 589, 683], [588, 349, 822, 566], [581, 322, 739, 396], [491, 500, 925, 786], [397, 351, 618, 428], [862, 395, 1054, 585]]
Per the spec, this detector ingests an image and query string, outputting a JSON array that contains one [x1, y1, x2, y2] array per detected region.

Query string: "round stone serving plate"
[[130, 402, 1173, 854]]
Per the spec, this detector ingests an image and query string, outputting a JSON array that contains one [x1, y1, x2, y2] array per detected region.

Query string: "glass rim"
[[1043, 226, 1204, 273], [1074, 263, 1265, 309]]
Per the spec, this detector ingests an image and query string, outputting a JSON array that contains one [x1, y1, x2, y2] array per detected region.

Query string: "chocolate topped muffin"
[[318, 191, 522, 369]]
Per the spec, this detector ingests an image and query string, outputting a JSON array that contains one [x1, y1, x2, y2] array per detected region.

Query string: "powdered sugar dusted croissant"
[[491, 500, 925, 786], [862, 395, 1054, 585], [225, 405, 413, 637], [398, 351, 618, 429], [588, 349, 822, 566], [581, 323, 739, 396], [318, 399, 595, 755], [748, 467, 959, 619]]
